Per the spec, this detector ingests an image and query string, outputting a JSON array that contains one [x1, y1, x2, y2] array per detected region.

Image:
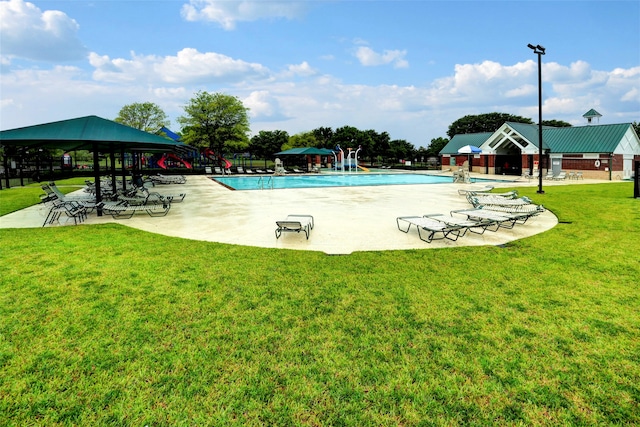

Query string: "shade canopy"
[[0, 115, 183, 153], [274, 147, 335, 156], [0, 115, 188, 210], [457, 145, 482, 154]]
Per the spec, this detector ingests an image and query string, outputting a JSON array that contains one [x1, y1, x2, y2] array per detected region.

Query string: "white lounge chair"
[[451, 207, 543, 229], [476, 203, 545, 217], [423, 213, 495, 235], [467, 195, 533, 208], [275, 215, 314, 239], [457, 185, 494, 196], [100, 200, 171, 219], [396, 216, 467, 243], [553, 171, 567, 180], [149, 174, 187, 185]]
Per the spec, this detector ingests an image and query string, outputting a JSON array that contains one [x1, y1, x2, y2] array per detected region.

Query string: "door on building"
[[551, 156, 562, 176], [495, 155, 522, 175], [623, 156, 633, 179]]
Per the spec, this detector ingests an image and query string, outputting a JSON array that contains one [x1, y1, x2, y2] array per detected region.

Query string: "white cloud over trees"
[[1, 0, 638, 145], [0, 0, 86, 61]]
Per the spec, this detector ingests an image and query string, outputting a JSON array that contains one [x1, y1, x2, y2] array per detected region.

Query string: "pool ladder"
[[257, 176, 274, 190]]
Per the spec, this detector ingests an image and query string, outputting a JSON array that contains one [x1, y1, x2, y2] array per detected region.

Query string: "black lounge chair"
[[40, 195, 88, 227]]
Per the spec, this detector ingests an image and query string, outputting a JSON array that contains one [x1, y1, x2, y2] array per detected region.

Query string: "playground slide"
[[220, 156, 232, 169], [357, 165, 370, 172], [203, 148, 232, 169], [158, 153, 192, 169]]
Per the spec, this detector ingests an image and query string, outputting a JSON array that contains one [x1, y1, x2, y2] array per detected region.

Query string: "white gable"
[[480, 123, 539, 155], [613, 127, 640, 155]]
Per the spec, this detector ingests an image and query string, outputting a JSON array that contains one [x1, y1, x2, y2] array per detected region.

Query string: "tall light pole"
[[528, 43, 545, 194]]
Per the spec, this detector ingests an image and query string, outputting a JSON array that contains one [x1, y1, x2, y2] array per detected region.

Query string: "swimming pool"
[[212, 173, 491, 190]]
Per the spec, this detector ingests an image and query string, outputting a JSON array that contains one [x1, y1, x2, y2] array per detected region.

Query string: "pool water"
[[212, 173, 488, 190]]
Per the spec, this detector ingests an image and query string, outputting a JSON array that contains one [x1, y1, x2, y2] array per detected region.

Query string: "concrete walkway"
[[0, 173, 560, 255]]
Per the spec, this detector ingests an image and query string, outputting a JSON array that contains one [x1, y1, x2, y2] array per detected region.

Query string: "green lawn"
[[0, 182, 638, 426]]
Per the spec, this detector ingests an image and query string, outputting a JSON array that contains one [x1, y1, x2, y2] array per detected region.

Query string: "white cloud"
[[2, 51, 638, 146], [89, 48, 270, 85], [354, 46, 409, 69], [0, 0, 86, 61], [279, 61, 317, 78], [544, 60, 592, 82], [621, 87, 638, 103], [181, 0, 307, 30], [243, 90, 288, 121]]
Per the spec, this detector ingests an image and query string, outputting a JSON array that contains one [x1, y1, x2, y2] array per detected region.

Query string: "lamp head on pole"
[[528, 43, 546, 55]]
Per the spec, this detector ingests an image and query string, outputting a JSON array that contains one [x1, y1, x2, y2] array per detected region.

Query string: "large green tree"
[[447, 112, 533, 138], [284, 131, 318, 150], [426, 137, 449, 156], [250, 130, 289, 158], [115, 102, 169, 132], [361, 129, 388, 165], [332, 126, 362, 150], [388, 139, 416, 163], [542, 119, 572, 127], [177, 91, 250, 154], [311, 127, 334, 148]]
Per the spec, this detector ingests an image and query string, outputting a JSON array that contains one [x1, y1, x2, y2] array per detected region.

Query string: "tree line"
[[115, 91, 587, 166]]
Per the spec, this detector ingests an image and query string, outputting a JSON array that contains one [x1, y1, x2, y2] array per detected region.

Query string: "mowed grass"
[[0, 182, 638, 426], [0, 178, 88, 216]]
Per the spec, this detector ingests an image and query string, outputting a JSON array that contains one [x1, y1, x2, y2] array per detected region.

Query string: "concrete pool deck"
[[0, 173, 566, 254]]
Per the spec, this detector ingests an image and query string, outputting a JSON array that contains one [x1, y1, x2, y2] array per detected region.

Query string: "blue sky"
[[1, 0, 639, 147]]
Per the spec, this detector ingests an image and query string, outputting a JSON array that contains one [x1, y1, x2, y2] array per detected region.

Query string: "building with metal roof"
[[440, 121, 640, 180]]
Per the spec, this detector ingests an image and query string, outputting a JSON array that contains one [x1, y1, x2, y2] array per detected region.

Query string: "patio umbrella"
[[457, 145, 482, 170], [457, 145, 482, 154]]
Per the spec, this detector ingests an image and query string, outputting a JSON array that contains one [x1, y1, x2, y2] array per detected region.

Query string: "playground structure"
[[157, 127, 192, 170], [203, 148, 232, 170], [157, 153, 192, 169]]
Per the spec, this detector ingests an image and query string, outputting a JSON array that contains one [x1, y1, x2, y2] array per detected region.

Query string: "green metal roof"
[[582, 108, 602, 118], [275, 147, 334, 156], [0, 115, 182, 152], [505, 122, 558, 151], [439, 133, 492, 155], [543, 123, 631, 153], [439, 122, 632, 155]]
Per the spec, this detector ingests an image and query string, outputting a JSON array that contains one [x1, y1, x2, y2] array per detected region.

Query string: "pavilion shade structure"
[[274, 147, 335, 156], [0, 115, 182, 152], [0, 115, 188, 211]]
